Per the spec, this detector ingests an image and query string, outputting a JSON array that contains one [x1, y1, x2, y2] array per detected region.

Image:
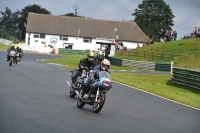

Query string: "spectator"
[[117, 43, 121, 51], [160, 38, 164, 42], [198, 26, 200, 37], [120, 42, 124, 50], [137, 44, 140, 48], [194, 27, 197, 36], [171, 30, 174, 41], [174, 30, 177, 40], [105, 46, 110, 59], [149, 39, 154, 44], [114, 40, 118, 51], [191, 30, 195, 38]]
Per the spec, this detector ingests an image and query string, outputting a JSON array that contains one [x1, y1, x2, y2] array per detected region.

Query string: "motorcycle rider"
[[16, 45, 24, 59], [71, 51, 98, 86], [82, 58, 111, 98], [94, 53, 105, 65], [7, 44, 17, 62]]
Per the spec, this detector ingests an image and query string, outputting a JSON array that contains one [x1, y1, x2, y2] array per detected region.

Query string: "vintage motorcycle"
[[8, 50, 17, 66], [67, 70, 112, 113]]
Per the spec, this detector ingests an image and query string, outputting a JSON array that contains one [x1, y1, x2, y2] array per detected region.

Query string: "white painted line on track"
[[113, 80, 200, 111]]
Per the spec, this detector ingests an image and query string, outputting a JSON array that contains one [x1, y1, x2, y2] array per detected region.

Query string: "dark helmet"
[[98, 54, 105, 61], [87, 51, 95, 62]]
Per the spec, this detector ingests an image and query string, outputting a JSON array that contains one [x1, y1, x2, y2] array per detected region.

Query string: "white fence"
[[0, 38, 54, 54]]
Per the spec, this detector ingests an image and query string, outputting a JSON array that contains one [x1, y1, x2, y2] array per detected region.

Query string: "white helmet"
[[101, 59, 110, 71]]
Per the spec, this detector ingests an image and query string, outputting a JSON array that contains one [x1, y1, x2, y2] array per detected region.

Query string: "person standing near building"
[[105, 46, 110, 59]]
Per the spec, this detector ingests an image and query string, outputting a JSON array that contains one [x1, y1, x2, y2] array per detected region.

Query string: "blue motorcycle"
[[67, 71, 112, 113]]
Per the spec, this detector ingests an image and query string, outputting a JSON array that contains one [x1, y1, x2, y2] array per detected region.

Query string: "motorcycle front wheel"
[[15, 58, 17, 64], [9, 57, 13, 66], [93, 92, 106, 113]]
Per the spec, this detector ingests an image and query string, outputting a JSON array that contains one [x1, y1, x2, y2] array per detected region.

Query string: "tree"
[[18, 4, 51, 40], [132, 0, 175, 39], [61, 4, 84, 18], [0, 7, 21, 40], [0, 7, 20, 29]]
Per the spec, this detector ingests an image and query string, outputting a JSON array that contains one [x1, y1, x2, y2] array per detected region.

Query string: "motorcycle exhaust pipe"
[[74, 90, 89, 102], [66, 81, 75, 92], [66, 81, 88, 102], [66, 81, 71, 88]]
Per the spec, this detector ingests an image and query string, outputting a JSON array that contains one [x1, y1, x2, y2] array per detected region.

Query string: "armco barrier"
[[172, 67, 200, 90], [58, 48, 89, 55], [108, 57, 171, 72], [0, 38, 13, 45]]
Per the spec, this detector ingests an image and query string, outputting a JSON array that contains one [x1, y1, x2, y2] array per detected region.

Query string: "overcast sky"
[[1, 0, 200, 40]]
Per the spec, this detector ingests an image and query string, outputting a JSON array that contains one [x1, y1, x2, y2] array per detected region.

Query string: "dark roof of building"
[[26, 12, 148, 43]]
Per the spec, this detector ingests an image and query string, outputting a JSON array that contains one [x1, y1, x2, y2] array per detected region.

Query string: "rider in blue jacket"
[[82, 59, 111, 98]]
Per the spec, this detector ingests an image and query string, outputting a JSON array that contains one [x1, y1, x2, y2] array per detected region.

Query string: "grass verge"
[[0, 43, 10, 50]]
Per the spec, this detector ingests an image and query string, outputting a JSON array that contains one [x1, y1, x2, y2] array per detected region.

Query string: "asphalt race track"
[[0, 51, 200, 133]]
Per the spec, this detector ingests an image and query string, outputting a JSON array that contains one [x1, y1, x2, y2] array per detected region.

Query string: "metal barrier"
[[108, 57, 172, 72], [119, 49, 182, 61], [0, 38, 13, 45], [172, 67, 200, 89]]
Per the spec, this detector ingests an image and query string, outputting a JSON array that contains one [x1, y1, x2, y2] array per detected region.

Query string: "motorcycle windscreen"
[[90, 71, 112, 90]]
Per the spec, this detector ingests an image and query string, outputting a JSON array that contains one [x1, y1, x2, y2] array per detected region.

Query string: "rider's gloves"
[[80, 66, 84, 69]]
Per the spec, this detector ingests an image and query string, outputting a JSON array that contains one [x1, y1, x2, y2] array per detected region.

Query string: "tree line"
[[0, 0, 175, 42]]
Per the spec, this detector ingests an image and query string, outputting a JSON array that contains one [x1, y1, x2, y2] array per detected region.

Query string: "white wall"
[[25, 33, 145, 53], [122, 41, 144, 49]]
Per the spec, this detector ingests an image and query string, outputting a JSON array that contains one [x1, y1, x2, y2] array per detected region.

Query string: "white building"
[[25, 13, 148, 55]]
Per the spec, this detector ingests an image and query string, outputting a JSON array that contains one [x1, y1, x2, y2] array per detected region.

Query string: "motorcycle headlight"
[[103, 79, 111, 87]]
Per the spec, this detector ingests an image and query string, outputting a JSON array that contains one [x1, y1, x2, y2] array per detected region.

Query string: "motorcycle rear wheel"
[[93, 92, 106, 113], [70, 76, 82, 98], [17, 57, 20, 62], [77, 97, 85, 108], [69, 89, 76, 98]]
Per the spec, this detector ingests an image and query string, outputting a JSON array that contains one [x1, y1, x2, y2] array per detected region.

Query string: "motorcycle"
[[18, 52, 23, 62], [67, 71, 112, 113], [8, 50, 17, 66], [15, 53, 20, 63], [67, 67, 92, 98]]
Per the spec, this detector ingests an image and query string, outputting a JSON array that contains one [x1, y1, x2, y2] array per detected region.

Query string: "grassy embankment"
[[1, 39, 200, 109], [0, 43, 10, 50]]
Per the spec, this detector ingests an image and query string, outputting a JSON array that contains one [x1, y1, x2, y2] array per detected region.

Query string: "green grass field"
[[0, 43, 10, 50], [115, 38, 200, 70]]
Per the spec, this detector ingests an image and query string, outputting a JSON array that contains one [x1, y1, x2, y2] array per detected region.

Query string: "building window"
[[83, 38, 92, 43], [40, 33, 45, 39], [60, 36, 68, 41], [34, 33, 45, 39], [34, 34, 40, 38]]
